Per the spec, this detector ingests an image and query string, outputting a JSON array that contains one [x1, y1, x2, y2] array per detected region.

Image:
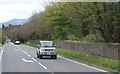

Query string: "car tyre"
[[37, 53, 39, 58], [40, 55, 42, 59], [52, 55, 57, 59], [54, 55, 57, 59]]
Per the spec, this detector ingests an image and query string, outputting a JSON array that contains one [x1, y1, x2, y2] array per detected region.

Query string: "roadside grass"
[[25, 43, 119, 71], [57, 48, 119, 71], [25, 43, 38, 48]]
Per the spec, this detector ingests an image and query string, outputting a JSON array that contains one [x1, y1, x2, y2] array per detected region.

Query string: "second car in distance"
[[14, 40, 20, 44]]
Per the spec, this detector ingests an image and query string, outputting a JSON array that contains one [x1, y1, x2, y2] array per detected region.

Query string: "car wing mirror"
[[38, 45, 40, 47]]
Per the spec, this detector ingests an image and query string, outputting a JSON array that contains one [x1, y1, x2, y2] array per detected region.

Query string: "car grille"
[[44, 49, 53, 51]]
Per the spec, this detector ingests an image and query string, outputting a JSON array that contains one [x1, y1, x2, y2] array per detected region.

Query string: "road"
[[0, 46, 2, 74], [2, 42, 111, 74]]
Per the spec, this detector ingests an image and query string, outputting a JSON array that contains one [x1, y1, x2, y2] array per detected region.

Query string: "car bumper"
[[40, 52, 57, 55]]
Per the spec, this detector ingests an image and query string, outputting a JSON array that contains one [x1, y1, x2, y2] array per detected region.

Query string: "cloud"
[[0, 0, 69, 23], [0, 0, 42, 4], [0, 0, 46, 23], [0, 0, 57, 5]]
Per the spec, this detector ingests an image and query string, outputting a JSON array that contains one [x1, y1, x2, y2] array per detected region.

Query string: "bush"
[[82, 34, 104, 42], [2, 37, 5, 44], [67, 35, 79, 41], [82, 34, 96, 42]]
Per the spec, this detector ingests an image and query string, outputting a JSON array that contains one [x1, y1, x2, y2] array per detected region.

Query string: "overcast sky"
[[0, 0, 50, 23], [0, 0, 119, 23]]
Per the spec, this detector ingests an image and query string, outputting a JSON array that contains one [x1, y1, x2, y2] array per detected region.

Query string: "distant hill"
[[0, 19, 28, 26]]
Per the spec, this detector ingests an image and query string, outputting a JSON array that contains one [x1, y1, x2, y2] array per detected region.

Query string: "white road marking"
[[0, 47, 3, 74], [0, 44, 6, 61], [26, 54, 31, 57], [0, 47, 3, 61], [22, 58, 34, 63], [32, 58, 36, 62], [24, 52, 27, 54], [16, 46, 47, 70], [58, 55, 108, 72], [21, 50, 24, 52], [20, 50, 32, 58], [38, 63, 47, 69]]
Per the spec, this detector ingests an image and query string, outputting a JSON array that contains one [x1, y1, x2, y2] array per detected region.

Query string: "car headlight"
[[40, 49, 44, 51]]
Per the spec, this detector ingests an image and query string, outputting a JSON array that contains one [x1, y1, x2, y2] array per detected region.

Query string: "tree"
[[2, 2, 120, 43], [2, 24, 5, 28]]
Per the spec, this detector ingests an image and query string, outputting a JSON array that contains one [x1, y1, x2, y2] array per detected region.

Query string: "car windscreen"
[[41, 42, 53, 47]]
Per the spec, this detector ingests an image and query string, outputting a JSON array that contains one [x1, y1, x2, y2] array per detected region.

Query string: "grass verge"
[[25, 43, 38, 47], [57, 48, 119, 71], [25, 43, 119, 71]]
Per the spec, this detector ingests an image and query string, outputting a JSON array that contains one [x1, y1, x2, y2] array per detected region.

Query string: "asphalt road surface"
[[2, 42, 111, 74]]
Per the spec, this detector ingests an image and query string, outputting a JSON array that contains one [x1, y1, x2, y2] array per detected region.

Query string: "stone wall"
[[29, 40, 120, 60]]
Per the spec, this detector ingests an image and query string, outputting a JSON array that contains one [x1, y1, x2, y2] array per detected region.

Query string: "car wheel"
[[37, 53, 39, 58], [51, 56, 53, 59], [54, 55, 57, 59], [40, 55, 42, 59], [52, 55, 57, 59]]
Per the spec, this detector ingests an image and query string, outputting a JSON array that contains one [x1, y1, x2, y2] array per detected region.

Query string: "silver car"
[[36, 41, 57, 59]]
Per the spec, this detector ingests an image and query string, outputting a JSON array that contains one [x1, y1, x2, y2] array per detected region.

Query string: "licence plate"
[[47, 52, 51, 55]]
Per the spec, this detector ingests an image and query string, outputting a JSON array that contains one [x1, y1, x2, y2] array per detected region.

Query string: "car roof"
[[39, 41, 53, 43]]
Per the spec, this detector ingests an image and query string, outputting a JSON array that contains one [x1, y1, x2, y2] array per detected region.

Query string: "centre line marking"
[[22, 58, 34, 63], [16, 46, 47, 70], [26, 54, 31, 57], [38, 63, 47, 69], [32, 58, 36, 62]]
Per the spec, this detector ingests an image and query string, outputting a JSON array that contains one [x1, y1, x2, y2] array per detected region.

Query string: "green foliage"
[[82, 34, 104, 42], [2, 37, 5, 44], [24, 43, 38, 48], [2, 2, 120, 43], [82, 34, 97, 42], [67, 35, 79, 41]]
